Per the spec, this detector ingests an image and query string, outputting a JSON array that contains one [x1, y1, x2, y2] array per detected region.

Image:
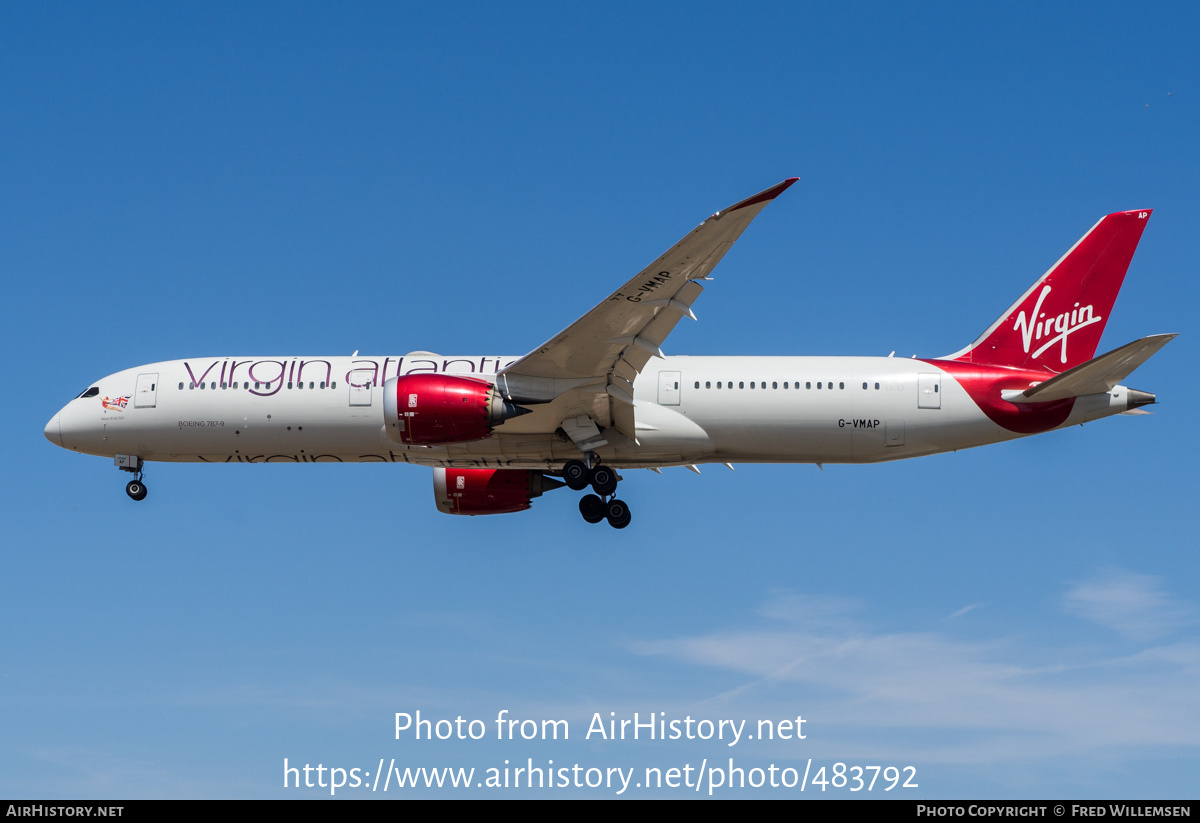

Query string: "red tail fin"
[[950, 210, 1152, 373]]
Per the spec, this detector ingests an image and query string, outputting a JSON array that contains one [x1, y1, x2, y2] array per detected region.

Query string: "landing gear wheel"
[[579, 494, 605, 524], [605, 498, 631, 529], [125, 479, 148, 501], [563, 459, 591, 491], [590, 466, 618, 496]]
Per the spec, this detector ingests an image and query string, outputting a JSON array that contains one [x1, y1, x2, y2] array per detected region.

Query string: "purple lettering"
[[248, 360, 286, 395], [183, 360, 221, 387], [347, 359, 379, 388], [298, 360, 332, 385], [405, 359, 438, 375]]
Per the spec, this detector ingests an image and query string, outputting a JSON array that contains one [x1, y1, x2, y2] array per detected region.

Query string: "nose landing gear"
[[564, 458, 631, 529], [116, 455, 148, 501], [125, 477, 148, 501]]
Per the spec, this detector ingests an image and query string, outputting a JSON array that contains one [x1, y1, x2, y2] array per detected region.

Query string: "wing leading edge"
[[496, 178, 798, 444]]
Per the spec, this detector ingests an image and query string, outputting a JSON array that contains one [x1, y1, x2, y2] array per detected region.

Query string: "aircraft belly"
[[631, 402, 715, 463]]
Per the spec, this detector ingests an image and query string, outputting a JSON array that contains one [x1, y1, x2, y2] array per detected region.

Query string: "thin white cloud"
[[629, 589, 1200, 763], [756, 591, 863, 626], [947, 603, 981, 620], [1064, 568, 1194, 641]]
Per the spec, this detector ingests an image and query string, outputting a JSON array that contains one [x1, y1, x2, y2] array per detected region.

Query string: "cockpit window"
[[77, 387, 100, 399]]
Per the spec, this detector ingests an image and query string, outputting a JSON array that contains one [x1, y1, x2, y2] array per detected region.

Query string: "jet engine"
[[383, 374, 529, 445], [432, 468, 565, 515]]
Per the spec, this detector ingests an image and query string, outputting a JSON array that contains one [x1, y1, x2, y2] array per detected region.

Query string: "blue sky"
[[3, 2, 1198, 798]]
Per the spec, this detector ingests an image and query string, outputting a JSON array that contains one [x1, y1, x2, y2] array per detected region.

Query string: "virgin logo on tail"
[[1013, 285, 1102, 365]]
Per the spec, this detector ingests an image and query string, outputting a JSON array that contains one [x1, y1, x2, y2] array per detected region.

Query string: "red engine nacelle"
[[383, 374, 528, 445], [433, 468, 564, 515]]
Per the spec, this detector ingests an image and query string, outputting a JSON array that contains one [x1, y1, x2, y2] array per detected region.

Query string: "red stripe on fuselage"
[[921, 359, 1075, 434]]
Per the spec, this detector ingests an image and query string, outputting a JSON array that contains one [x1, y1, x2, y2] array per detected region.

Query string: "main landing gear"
[[563, 458, 631, 529]]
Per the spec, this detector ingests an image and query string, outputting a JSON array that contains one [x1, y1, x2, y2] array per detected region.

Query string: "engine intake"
[[433, 468, 564, 515], [383, 374, 529, 445]]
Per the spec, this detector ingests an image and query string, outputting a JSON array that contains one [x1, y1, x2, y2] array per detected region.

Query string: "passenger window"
[[705, 381, 711, 389], [817, 382, 822, 389], [739, 382, 744, 389], [178, 382, 184, 390], [806, 382, 811, 389], [875, 382, 880, 390], [839, 382, 844, 389], [772, 382, 777, 389], [750, 382, 755, 389]]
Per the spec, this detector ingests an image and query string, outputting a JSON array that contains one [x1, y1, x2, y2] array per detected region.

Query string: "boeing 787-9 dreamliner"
[[45, 179, 1174, 528]]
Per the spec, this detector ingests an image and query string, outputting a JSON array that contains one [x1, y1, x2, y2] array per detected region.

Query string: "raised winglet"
[[721, 178, 800, 215]]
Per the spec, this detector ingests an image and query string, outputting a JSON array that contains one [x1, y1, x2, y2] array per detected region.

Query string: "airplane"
[[44, 179, 1174, 529]]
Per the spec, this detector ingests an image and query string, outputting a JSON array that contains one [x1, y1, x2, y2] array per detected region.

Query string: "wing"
[[496, 178, 797, 446]]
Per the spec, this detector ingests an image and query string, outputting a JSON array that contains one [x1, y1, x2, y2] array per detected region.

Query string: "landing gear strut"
[[563, 458, 630, 529]]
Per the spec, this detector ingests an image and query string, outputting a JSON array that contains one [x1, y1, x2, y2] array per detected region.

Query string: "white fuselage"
[[45, 353, 1132, 470]]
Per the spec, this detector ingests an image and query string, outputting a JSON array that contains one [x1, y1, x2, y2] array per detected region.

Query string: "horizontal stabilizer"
[[1007, 333, 1176, 404]]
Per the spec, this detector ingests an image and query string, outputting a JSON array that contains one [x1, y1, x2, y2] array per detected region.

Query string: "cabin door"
[[658, 371, 681, 406], [134, 373, 158, 408]]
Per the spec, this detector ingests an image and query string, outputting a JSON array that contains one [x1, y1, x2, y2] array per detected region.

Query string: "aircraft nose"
[[44, 410, 64, 448]]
